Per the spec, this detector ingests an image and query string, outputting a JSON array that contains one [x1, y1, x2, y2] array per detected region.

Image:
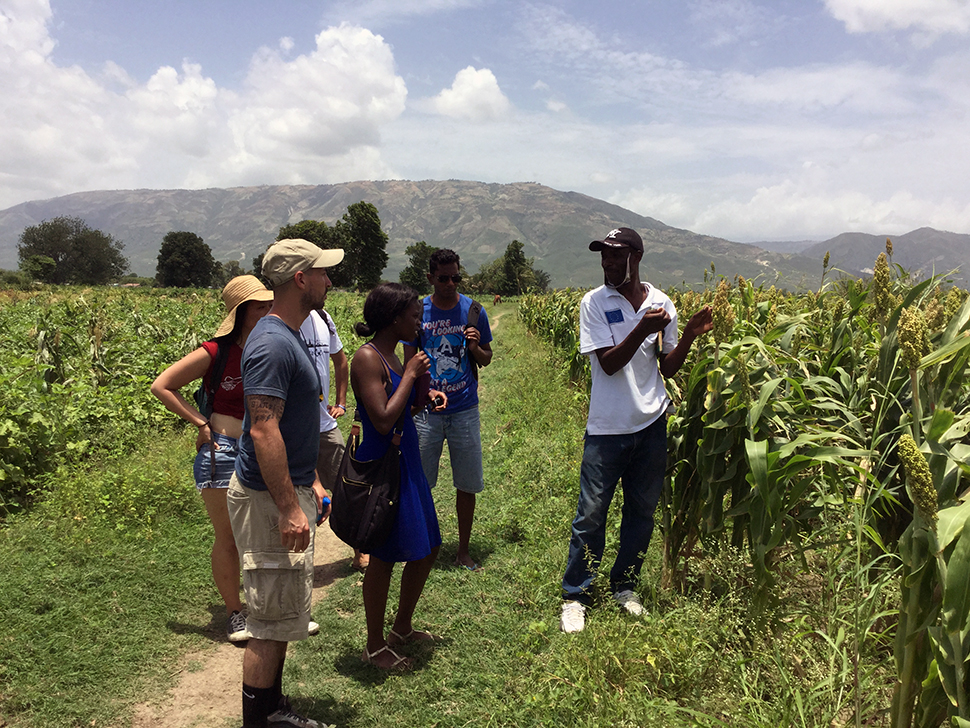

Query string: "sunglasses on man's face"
[[435, 274, 462, 283]]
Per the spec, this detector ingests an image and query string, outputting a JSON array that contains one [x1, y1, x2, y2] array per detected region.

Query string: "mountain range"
[[0, 180, 965, 289]]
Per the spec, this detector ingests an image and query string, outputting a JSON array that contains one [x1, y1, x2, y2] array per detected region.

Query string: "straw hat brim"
[[213, 288, 274, 338]]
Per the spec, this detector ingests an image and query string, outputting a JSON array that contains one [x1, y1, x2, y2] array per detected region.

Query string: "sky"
[[2, 0, 970, 243]]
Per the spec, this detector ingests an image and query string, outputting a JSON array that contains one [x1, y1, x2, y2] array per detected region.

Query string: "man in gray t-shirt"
[[227, 238, 344, 728]]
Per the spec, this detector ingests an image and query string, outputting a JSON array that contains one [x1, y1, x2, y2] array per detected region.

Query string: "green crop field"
[[2, 249, 970, 727]]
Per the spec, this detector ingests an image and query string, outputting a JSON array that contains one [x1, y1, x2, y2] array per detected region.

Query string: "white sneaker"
[[560, 601, 586, 633], [308, 620, 320, 636], [613, 590, 645, 616], [227, 610, 250, 642]]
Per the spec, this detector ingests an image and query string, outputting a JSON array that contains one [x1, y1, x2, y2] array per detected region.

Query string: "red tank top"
[[201, 341, 245, 420]]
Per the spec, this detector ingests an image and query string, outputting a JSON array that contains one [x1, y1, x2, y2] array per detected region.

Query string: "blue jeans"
[[562, 416, 667, 604], [413, 406, 484, 494]]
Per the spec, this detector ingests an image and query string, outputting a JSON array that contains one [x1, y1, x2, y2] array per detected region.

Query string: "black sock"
[[271, 661, 284, 706], [242, 683, 275, 728]]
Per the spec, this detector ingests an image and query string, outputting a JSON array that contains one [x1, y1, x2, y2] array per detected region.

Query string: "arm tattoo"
[[247, 394, 285, 424]]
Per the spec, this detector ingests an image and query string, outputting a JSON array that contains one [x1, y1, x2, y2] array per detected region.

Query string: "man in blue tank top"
[[405, 248, 492, 571]]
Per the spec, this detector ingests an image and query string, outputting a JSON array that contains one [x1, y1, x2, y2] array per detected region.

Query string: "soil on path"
[[131, 522, 353, 728]]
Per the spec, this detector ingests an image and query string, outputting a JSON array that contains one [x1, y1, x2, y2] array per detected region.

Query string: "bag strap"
[[201, 338, 232, 419], [352, 343, 405, 446]]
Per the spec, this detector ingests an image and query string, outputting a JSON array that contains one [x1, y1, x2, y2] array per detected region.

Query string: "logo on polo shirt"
[[605, 309, 624, 324]]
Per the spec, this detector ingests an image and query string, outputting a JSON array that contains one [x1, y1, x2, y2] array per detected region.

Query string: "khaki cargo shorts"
[[227, 473, 315, 642]]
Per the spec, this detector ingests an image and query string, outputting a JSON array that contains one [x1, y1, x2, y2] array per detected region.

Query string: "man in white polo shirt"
[[560, 227, 712, 633]]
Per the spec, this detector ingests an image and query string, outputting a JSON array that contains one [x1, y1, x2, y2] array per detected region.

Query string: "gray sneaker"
[[560, 600, 586, 633], [613, 590, 646, 616], [268, 694, 318, 728], [227, 610, 250, 642]]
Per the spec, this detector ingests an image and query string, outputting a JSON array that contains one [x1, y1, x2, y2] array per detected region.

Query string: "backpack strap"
[[466, 299, 483, 382], [199, 338, 232, 419]]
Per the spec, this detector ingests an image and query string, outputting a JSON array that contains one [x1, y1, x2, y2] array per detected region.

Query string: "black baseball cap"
[[589, 227, 643, 253]]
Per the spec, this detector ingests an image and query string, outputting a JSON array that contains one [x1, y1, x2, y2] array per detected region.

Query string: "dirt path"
[[131, 523, 352, 728]]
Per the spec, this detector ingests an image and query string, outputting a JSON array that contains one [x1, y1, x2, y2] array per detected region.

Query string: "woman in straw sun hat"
[[151, 275, 273, 643]]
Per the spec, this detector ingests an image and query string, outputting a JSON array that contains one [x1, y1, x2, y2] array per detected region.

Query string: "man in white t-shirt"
[[560, 227, 712, 633], [300, 308, 368, 571]]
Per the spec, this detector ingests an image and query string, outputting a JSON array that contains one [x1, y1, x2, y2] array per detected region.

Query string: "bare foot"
[[454, 555, 482, 571], [352, 550, 369, 571]]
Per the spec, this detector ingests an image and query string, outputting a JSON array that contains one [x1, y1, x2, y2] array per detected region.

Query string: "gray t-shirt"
[[235, 315, 321, 490]]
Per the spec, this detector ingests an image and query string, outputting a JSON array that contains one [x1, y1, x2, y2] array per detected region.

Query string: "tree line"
[[10, 202, 549, 295]]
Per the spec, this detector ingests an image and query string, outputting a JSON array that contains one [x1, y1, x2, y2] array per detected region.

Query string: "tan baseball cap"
[[261, 238, 344, 287]]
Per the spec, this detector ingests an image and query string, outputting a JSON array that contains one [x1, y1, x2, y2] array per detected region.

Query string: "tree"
[[399, 241, 437, 295], [469, 240, 550, 296], [277, 202, 388, 290], [20, 255, 56, 282], [18, 216, 128, 284], [155, 231, 219, 288], [214, 259, 247, 288], [342, 201, 388, 290]]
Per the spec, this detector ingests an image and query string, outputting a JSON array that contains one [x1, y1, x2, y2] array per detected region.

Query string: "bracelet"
[[197, 420, 210, 429], [335, 404, 346, 412]]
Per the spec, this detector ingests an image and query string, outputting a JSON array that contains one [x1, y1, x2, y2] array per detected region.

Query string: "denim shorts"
[[413, 405, 484, 494], [192, 432, 239, 491]]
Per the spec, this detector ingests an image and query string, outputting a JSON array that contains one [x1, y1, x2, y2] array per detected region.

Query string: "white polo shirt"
[[580, 283, 678, 436], [299, 309, 344, 434]]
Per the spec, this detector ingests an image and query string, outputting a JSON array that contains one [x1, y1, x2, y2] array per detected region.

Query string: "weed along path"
[[132, 523, 352, 728]]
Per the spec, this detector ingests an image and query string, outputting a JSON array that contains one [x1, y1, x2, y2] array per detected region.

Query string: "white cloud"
[[688, 0, 776, 47], [825, 0, 970, 36], [324, 0, 485, 26], [0, 7, 407, 207], [426, 66, 510, 121]]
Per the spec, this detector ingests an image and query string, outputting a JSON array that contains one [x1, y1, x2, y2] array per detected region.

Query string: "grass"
[[0, 433, 223, 727], [0, 300, 896, 727]]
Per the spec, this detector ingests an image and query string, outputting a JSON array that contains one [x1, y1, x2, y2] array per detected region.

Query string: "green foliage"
[[18, 216, 128, 284], [399, 241, 436, 294], [342, 201, 389, 290], [277, 202, 388, 290], [519, 253, 970, 725], [470, 240, 550, 295], [0, 286, 223, 514], [214, 258, 248, 287], [155, 230, 219, 288]]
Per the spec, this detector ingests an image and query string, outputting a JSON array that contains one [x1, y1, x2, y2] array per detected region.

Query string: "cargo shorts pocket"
[[241, 551, 308, 622]]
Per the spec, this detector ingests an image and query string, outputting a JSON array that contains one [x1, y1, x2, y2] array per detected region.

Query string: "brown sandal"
[[361, 644, 412, 671], [387, 628, 436, 646]]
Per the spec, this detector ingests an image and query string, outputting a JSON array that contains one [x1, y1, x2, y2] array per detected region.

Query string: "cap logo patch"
[[606, 229, 622, 239]]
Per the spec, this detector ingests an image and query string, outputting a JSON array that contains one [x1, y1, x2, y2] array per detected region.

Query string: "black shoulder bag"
[[330, 359, 404, 552]]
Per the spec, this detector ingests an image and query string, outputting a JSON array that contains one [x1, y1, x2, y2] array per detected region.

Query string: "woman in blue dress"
[[351, 283, 448, 670]]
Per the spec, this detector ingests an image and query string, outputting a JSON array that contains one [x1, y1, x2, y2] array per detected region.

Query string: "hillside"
[[803, 227, 970, 283], [0, 180, 821, 289]]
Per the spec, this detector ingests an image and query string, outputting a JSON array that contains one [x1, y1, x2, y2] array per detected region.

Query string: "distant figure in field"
[[151, 275, 273, 643], [228, 239, 341, 728], [493, 294, 502, 306], [559, 227, 712, 634], [405, 248, 493, 571]]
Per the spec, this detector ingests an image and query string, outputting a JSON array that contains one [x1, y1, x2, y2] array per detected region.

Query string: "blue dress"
[[356, 356, 442, 563]]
